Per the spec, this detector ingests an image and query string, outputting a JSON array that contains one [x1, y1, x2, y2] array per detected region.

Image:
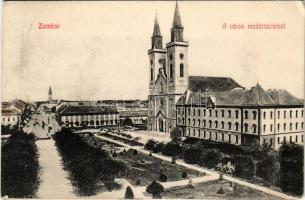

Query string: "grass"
[[162, 180, 283, 200], [114, 150, 205, 186]]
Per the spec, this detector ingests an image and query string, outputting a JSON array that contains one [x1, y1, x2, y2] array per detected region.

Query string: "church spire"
[[152, 14, 161, 37], [171, 1, 184, 42], [172, 1, 182, 28], [151, 13, 163, 49]]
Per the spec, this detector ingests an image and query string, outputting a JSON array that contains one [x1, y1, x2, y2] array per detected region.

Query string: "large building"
[[147, 2, 243, 133], [147, 2, 304, 149], [176, 84, 304, 149], [57, 105, 119, 128]]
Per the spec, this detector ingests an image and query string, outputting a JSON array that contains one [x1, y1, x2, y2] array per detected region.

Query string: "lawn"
[[162, 180, 283, 200], [114, 150, 205, 186]]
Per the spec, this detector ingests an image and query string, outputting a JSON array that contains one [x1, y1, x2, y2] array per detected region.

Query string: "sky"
[[2, 1, 304, 102]]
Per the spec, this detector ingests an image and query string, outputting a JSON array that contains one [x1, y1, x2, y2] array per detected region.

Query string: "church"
[[147, 2, 243, 133]]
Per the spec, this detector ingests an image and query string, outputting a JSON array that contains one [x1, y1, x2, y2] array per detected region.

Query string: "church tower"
[[166, 1, 189, 94], [148, 15, 167, 95], [48, 86, 52, 103]]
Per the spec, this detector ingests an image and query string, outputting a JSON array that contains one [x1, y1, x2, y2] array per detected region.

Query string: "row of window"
[[263, 122, 304, 132], [2, 117, 17, 122], [263, 135, 304, 145], [64, 120, 116, 126], [185, 128, 239, 144], [263, 110, 304, 120], [178, 108, 304, 120]]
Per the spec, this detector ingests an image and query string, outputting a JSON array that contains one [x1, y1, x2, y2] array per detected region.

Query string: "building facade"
[[176, 84, 304, 149], [57, 105, 119, 128]]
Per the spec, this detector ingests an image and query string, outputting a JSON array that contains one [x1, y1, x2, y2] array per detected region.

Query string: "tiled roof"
[[177, 84, 303, 107], [188, 76, 244, 93], [1, 109, 20, 116], [119, 110, 148, 117], [60, 105, 118, 116]]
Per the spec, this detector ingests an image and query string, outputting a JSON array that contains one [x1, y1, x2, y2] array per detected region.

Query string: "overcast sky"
[[2, 1, 304, 102]]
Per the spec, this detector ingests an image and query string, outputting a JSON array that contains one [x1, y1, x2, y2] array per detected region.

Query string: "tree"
[[200, 150, 222, 169], [170, 127, 183, 143], [124, 186, 134, 199], [183, 147, 202, 164], [279, 143, 304, 196], [145, 140, 157, 151], [182, 171, 187, 178], [233, 155, 255, 179], [146, 181, 164, 199], [159, 173, 167, 182], [256, 153, 280, 185], [162, 142, 182, 157]]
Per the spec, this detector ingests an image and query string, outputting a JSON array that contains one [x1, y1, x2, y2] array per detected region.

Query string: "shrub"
[[182, 171, 187, 178], [201, 150, 222, 169], [153, 143, 164, 153], [112, 151, 118, 157], [162, 142, 182, 157], [124, 186, 134, 199], [183, 147, 202, 164], [132, 149, 138, 155], [146, 142, 153, 151], [146, 181, 164, 198], [256, 153, 280, 185], [159, 173, 167, 182], [233, 155, 255, 179], [279, 143, 303, 196]]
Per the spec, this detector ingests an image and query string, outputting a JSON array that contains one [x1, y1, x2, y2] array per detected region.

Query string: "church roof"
[[177, 83, 303, 107], [172, 1, 182, 27], [119, 110, 148, 117], [152, 15, 161, 37], [188, 76, 244, 93]]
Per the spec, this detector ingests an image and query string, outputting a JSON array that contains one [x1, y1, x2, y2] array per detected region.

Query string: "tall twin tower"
[[148, 2, 189, 133]]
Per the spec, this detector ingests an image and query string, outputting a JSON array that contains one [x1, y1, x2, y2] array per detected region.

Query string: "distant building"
[[57, 105, 119, 128], [176, 84, 304, 149], [1, 110, 20, 127], [119, 110, 148, 125]]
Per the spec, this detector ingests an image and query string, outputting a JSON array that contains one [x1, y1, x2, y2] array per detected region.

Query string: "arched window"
[[252, 124, 257, 133], [221, 121, 224, 129], [244, 123, 248, 132], [289, 123, 292, 131], [228, 122, 232, 130], [209, 109, 212, 117], [180, 63, 184, 77], [209, 120, 212, 128], [170, 64, 173, 78], [290, 111, 292, 118], [278, 110, 280, 119], [253, 111, 257, 120], [235, 122, 239, 131], [221, 110, 225, 117], [193, 119, 196, 126], [263, 111, 266, 119], [296, 110, 298, 118], [160, 82, 164, 93], [203, 120, 206, 127], [283, 123, 286, 131], [270, 111, 273, 119], [188, 118, 190, 125], [302, 122, 304, 129], [198, 119, 201, 126], [277, 123, 280, 131], [228, 110, 231, 118], [96, 120, 100, 126], [263, 124, 266, 132], [150, 68, 153, 81], [215, 121, 218, 128], [198, 109, 201, 116], [244, 111, 248, 119], [215, 110, 218, 117], [270, 124, 273, 132], [203, 109, 206, 116], [296, 123, 298, 130], [235, 110, 239, 119]]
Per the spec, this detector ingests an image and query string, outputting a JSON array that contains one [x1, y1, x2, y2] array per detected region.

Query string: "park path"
[[94, 134, 299, 200], [36, 139, 76, 198]]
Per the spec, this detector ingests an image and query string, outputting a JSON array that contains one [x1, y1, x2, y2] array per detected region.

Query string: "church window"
[[150, 68, 153, 82], [150, 60, 153, 65], [160, 82, 164, 93], [170, 64, 173, 78], [180, 63, 184, 77], [180, 53, 184, 59]]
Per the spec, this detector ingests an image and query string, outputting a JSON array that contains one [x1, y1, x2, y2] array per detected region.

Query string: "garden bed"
[[162, 180, 283, 200], [113, 150, 205, 186]]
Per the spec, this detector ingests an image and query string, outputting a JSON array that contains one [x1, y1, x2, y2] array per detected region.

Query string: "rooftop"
[[59, 105, 118, 116]]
